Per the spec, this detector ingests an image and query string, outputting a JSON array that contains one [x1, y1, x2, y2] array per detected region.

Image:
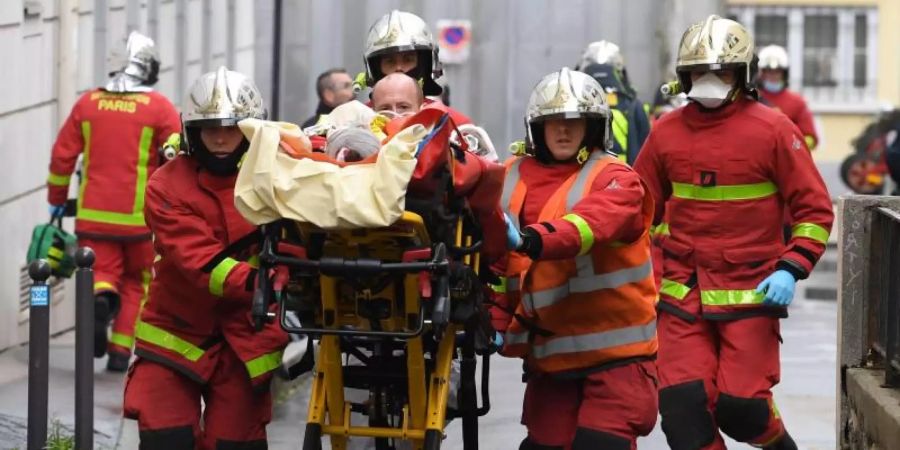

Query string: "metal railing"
[[870, 206, 900, 387]]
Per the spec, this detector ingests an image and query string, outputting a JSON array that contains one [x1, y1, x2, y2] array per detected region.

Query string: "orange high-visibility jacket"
[[497, 152, 658, 374], [47, 88, 181, 239]]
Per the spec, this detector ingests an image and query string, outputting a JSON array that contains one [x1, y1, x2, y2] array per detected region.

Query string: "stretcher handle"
[[278, 305, 427, 339], [266, 254, 449, 276], [430, 243, 451, 328], [252, 225, 276, 331]]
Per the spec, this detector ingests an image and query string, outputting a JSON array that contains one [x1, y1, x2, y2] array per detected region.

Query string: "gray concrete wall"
[[1, 1, 726, 351], [265, 0, 724, 154], [837, 195, 900, 449], [0, 0, 259, 351]]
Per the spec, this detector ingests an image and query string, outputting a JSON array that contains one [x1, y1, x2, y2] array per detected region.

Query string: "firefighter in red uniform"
[[757, 45, 819, 151], [47, 31, 181, 371], [492, 68, 659, 450], [633, 16, 834, 450], [362, 10, 472, 126], [122, 66, 288, 449]]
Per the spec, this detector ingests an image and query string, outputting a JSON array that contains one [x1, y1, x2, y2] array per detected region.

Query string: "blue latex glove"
[[486, 331, 504, 354], [48, 204, 65, 218], [493, 331, 504, 348], [756, 270, 796, 306], [505, 213, 523, 250]]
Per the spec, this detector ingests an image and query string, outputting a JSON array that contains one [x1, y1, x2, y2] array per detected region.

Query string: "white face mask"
[[687, 72, 734, 109]]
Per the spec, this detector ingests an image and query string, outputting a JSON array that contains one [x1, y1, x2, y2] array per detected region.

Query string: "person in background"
[[371, 72, 425, 119], [757, 45, 819, 151], [46, 31, 181, 372], [302, 68, 355, 129], [576, 40, 651, 165], [363, 10, 471, 125]]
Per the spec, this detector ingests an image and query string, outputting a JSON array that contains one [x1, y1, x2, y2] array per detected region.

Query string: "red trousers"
[[81, 237, 153, 356], [657, 297, 785, 449], [522, 360, 658, 449], [123, 347, 273, 449]]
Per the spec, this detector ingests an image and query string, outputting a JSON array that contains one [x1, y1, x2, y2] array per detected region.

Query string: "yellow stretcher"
[[251, 186, 495, 450]]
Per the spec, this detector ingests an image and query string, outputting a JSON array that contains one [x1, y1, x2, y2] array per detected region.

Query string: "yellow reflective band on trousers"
[[791, 223, 829, 244], [94, 281, 116, 293], [135, 321, 205, 362], [245, 350, 284, 379], [660, 278, 691, 300], [47, 172, 71, 186], [700, 289, 766, 306], [562, 213, 595, 256], [611, 109, 628, 152], [531, 320, 656, 360], [76, 123, 154, 227], [209, 257, 240, 297], [671, 181, 777, 201], [110, 332, 134, 349]]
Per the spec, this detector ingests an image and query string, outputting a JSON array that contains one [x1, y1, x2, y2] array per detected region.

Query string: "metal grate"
[[870, 207, 900, 387], [17, 265, 66, 325]]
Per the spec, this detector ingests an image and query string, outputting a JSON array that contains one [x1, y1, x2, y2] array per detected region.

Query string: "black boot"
[[765, 431, 797, 450], [94, 294, 119, 358]]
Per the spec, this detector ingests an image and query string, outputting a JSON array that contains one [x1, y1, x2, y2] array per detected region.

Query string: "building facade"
[[728, 0, 900, 194], [0, 0, 260, 350]]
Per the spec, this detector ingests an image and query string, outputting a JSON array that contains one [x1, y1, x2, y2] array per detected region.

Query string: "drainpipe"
[[58, 0, 78, 127]]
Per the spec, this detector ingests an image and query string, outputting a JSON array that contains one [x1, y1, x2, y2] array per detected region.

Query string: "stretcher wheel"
[[424, 430, 442, 450], [302, 423, 323, 450]]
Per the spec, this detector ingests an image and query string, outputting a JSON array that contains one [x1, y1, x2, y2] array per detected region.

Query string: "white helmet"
[[182, 66, 266, 127], [524, 68, 612, 156], [676, 15, 755, 93], [577, 41, 626, 73], [181, 66, 266, 175], [758, 45, 789, 70], [106, 31, 160, 93], [364, 10, 443, 96]]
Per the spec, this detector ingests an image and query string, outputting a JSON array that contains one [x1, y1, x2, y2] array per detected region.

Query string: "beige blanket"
[[234, 118, 427, 229]]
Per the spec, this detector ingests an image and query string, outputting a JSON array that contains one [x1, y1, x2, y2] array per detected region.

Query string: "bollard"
[[74, 247, 95, 450], [26, 259, 51, 450]]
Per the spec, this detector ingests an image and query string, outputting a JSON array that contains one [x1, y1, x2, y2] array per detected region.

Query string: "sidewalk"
[[0, 287, 837, 449], [0, 332, 124, 450]]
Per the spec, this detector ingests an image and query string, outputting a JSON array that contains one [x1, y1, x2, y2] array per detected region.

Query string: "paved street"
[[267, 288, 837, 450], [0, 281, 836, 450]]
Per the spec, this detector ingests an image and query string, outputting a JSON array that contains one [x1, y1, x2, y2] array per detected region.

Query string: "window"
[[803, 15, 838, 87], [730, 5, 878, 111], [854, 14, 867, 88], [755, 15, 787, 48]]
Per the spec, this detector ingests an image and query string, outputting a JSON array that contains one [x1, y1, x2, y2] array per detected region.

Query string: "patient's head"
[[371, 73, 424, 119]]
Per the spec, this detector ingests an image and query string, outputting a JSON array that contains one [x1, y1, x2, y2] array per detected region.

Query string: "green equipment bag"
[[27, 215, 78, 278]]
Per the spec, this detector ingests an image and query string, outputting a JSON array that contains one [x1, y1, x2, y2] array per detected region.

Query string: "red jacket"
[[760, 88, 818, 149], [48, 89, 181, 239], [136, 156, 288, 389], [633, 98, 834, 321]]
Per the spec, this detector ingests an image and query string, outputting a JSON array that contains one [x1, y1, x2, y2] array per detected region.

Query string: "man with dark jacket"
[[301, 68, 355, 129]]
